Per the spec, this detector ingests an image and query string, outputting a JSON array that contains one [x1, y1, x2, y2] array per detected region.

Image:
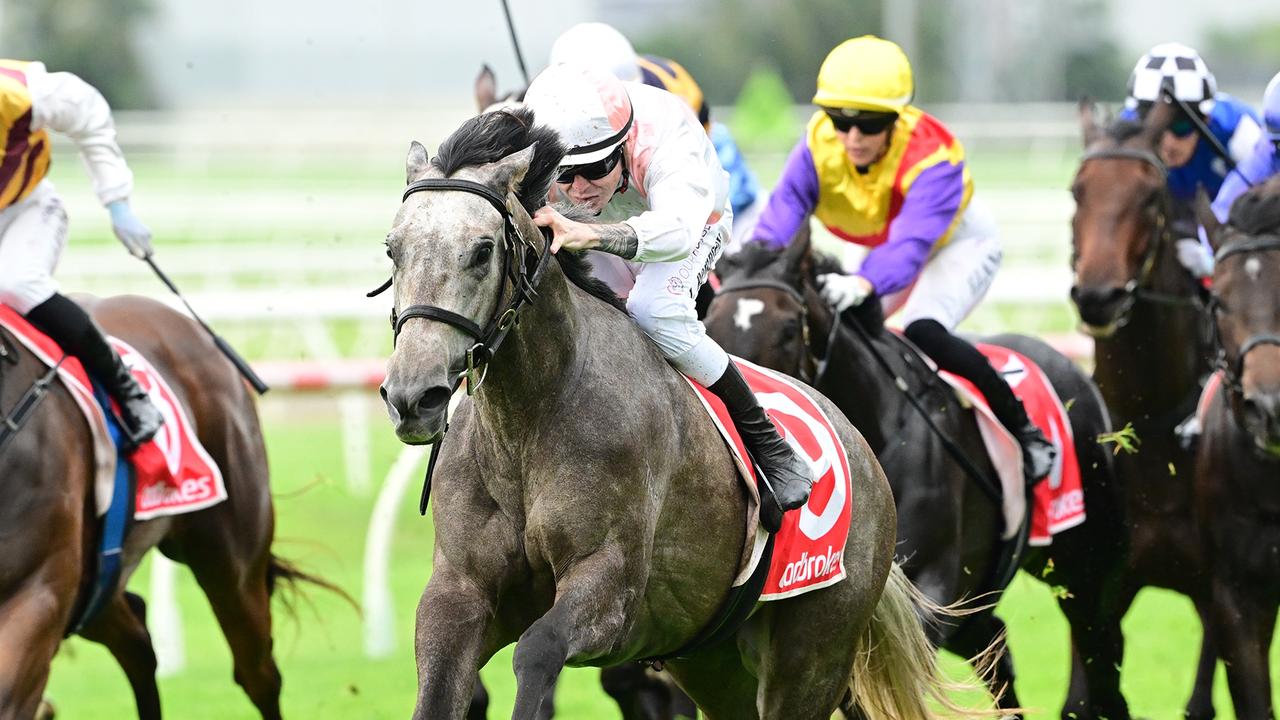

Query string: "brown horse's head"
[[1069, 99, 1179, 335], [379, 109, 562, 444], [1199, 177, 1280, 454], [704, 226, 832, 380]]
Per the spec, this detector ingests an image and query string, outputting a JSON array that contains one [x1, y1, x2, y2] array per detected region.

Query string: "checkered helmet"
[[1125, 43, 1217, 116]]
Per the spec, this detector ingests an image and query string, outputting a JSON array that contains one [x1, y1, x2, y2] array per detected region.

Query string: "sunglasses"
[[825, 110, 898, 135], [556, 147, 623, 184]]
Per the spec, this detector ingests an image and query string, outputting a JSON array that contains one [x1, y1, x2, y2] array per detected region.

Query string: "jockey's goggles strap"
[[563, 106, 634, 162]]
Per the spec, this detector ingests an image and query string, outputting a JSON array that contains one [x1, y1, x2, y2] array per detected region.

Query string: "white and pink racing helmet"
[[524, 62, 635, 166]]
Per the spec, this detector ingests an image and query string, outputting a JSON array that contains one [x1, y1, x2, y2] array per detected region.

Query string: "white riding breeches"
[[584, 209, 733, 386], [0, 181, 68, 314], [881, 195, 1002, 332]]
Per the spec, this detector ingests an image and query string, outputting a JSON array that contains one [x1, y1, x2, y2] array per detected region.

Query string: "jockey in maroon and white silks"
[[0, 60, 162, 443], [525, 62, 814, 525]]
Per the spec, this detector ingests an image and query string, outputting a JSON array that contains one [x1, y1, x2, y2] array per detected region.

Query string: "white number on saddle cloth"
[[755, 391, 847, 541]]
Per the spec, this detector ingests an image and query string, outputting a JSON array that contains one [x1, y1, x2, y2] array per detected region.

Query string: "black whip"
[[499, 0, 530, 84]]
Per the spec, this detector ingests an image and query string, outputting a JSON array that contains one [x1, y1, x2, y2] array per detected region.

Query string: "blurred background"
[[3, 0, 1278, 717]]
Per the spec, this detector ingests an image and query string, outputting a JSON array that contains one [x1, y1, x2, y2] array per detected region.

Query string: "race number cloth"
[[684, 357, 853, 601], [0, 305, 226, 519], [937, 343, 1084, 545]]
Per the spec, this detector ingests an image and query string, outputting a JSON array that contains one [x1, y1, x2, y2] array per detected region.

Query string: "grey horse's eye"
[[471, 240, 495, 268]]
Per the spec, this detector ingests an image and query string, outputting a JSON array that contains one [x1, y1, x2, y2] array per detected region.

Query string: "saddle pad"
[[0, 305, 226, 520], [938, 344, 1085, 545], [683, 357, 853, 601]]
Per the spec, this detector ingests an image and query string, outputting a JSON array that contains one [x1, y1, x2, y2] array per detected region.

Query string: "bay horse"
[[378, 108, 983, 719], [1070, 99, 1220, 719], [1189, 177, 1280, 718], [703, 229, 1124, 718], [0, 295, 325, 720]]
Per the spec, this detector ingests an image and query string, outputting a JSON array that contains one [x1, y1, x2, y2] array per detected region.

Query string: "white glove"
[[1175, 237, 1213, 279], [817, 272, 873, 312], [108, 200, 154, 259]]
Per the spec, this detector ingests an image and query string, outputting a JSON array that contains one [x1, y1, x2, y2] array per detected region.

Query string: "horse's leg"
[[178, 524, 281, 720], [1208, 582, 1276, 720], [0, 574, 77, 720], [77, 591, 161, 720], [1184, 607, 1218, 720], [945, 611, 1021, 715], [1059, 579, 1136, 720], [600, 664, 679, 720], [663, 640, 760, 720], [468, 676, 490, 720], [413, 565, 502, 720], [509, 554, 636, 720]]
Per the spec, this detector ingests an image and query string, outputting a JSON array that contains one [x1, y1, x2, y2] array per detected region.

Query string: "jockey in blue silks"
[[1119, 43, 1262, 278], [1212, 70, 1280, 222]]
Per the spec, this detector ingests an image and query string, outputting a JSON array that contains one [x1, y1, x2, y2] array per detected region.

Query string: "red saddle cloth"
[[0, 304, 225, 519], [937, 343, 1085, 545], [684, 357, 853, 601]]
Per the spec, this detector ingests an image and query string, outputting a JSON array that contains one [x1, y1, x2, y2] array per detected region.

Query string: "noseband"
[[369, 177, 552, 394], [715, 279, 820, 383], [1210, 233, 1280, 396]]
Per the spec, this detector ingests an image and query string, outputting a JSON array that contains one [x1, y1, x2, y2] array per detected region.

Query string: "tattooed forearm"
[[595, 223, 639, 260]]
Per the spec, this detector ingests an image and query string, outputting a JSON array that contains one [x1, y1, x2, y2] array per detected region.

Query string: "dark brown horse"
[[0, 295, 323, 720], [1070, 99, 1218, 718], [379, 108, 985, 720], [703, 229, 1125, 719], [1190, 177, 1280, 718]]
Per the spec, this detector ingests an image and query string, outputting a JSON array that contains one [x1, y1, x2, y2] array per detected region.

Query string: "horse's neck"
[[471, 261, 580, 437], [1094, 251, 1207, 423], [824, 326, 911, 451]]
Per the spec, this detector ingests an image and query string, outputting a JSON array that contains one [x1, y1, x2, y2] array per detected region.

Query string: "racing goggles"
[[556, 146, 624, 184], [824, 109, 898, 135], [1168, 117, 1198, 138]]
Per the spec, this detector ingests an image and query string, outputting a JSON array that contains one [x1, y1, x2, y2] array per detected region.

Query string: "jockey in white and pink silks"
[[525, 63, 815, 520]]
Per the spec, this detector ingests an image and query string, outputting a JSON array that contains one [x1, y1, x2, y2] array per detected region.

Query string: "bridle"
[[368, 175, 554, 515], [1075, 146, 1204, 334], [368, 177, 553, 395], [713, 279, 825, 384], [1209, 233, 1280, 398]]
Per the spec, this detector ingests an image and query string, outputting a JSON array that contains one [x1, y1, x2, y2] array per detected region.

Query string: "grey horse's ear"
[[1193, 187, 1225, 252], [487, 144, 536, 196], [406, 141, 431, 184]]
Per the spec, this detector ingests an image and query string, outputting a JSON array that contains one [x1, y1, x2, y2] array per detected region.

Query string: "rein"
[[370, 176, 553, 513], [1210, 234, 1280, 398]]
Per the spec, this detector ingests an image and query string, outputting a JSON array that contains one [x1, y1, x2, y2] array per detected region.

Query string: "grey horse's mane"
[[1227, 177, 1280, 235], [431, 107, 626, 313]]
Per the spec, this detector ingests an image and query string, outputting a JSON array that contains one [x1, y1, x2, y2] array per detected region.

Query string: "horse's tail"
[[848, 563, 1011, 719], [267, 554, 359, 620]]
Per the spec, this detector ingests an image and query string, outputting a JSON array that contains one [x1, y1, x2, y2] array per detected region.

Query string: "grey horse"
[[378, 109, 984, 719]]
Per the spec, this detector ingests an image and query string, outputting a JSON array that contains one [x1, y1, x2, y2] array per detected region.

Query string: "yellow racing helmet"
[[813, 36, 913, 114]]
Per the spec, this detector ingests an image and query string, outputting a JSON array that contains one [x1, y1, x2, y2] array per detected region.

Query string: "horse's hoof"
[[36, 699, 56, 720]]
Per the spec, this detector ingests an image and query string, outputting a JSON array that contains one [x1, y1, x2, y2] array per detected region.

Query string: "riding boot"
[[25, 293, 163, 445], [708, 362, 813, 532], [904, 319, 1056, 485]]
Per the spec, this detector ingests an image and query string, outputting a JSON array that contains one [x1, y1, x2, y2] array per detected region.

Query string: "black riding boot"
[[905, 319, 1056, 485], [708, 362, 813, 532], [25, 293, 163, 445]]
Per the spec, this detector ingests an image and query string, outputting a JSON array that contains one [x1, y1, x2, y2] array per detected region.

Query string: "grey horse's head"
[[380, 109, 565, 444]]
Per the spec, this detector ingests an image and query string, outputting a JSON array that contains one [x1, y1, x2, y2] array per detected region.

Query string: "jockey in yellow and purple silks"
[[752, 36, 1056, 484]]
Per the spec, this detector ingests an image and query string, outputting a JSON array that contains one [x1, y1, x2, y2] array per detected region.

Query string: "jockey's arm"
[[1212, 140, 1277, 223], [751, 140, 819, 249], [27, 63, 133, 206], [856, 161, 966, 296]]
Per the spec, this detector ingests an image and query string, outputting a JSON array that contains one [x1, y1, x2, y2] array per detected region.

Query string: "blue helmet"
[[1265, 71, 1280, 143]]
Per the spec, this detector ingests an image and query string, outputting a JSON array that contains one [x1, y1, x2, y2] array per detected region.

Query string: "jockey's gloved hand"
[[108, 200, 154, 259], [817, 272, 873, 312], [1175, 237, 1214, 279]]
